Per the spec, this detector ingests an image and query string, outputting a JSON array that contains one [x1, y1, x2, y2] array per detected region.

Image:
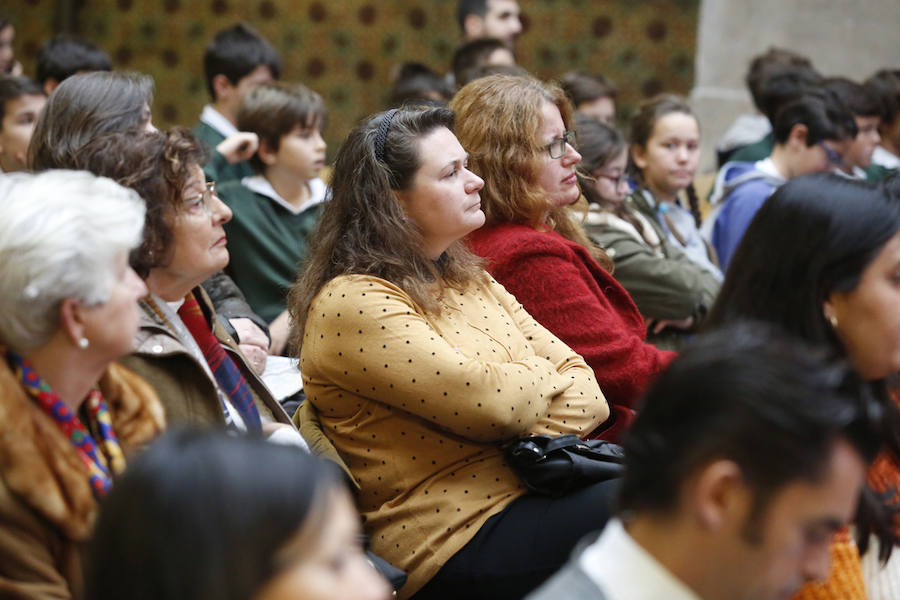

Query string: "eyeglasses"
[[545, 130, 577, 159], [594, 171, 629, 189], [818, 141, 844, 167], [183, 181, 218, 217]]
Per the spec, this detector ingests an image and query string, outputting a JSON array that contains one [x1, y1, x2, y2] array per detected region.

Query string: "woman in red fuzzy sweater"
[[452, 75, 674, 441]]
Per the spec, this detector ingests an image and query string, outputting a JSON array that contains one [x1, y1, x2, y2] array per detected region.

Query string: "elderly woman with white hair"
[[0, 170, 165, 600]]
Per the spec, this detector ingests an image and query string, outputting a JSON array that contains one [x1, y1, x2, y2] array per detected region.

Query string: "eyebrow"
[[439, 154, 469, 172], [542, 131, 564, 144], [815, 518, 846, 533]]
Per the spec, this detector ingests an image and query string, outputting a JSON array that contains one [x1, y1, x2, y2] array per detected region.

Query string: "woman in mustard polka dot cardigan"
[[289, 106, 615, 600]]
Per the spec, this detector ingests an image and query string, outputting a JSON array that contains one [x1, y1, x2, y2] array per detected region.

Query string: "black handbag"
[[366, 551, 407, 593], [504, 434, 625, 497]]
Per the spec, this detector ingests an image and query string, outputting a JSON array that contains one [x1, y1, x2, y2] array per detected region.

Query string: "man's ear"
[[58, 297, 87, 347], [463, 14, 486, 38], [211, 74, 234, 102], [787, 123, 810, 150], [690, 459, 747, 531], [43, 78, 59, 96]]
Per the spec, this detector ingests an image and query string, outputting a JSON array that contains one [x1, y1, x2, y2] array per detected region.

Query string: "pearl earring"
[[78, 337, 90, 349], [828, 315, 838, 328]]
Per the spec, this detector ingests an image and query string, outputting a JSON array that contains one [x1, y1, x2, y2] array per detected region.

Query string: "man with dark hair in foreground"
[[529, 323, 881, 600]]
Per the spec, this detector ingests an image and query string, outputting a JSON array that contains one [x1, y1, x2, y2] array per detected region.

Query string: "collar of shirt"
[[832, 165, 868, 180], [241, 174, 328, 215], [873, 145, 900, 170], [754, 157, 788, 183], [200, 104, 239, 138], [579, 518, 702, 600]]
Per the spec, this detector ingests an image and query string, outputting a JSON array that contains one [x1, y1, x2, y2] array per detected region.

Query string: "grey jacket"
[[526, 534, 607, 600]]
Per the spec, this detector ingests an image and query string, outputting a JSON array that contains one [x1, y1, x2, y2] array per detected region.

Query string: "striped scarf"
[[7, 350, 125, 500], [177, 292, 262, 433]]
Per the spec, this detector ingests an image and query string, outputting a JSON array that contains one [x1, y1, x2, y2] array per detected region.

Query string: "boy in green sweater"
[[218, 82, 327, 355]]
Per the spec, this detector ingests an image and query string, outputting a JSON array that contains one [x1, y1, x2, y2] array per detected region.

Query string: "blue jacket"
[[710, 161, 784, 271]]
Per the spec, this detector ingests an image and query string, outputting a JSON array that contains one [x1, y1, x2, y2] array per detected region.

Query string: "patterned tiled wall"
[[7, 0, 698, 157]]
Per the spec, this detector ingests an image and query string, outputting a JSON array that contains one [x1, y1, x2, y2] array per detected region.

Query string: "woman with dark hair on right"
[[705, 173, 900, 598], [290, 105, 613, 599], [87, 429, 390, 600]]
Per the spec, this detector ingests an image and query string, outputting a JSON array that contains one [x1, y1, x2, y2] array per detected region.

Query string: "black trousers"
[[411, 479, 618, 600]]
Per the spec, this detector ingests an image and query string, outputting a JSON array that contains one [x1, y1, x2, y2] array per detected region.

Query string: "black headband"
[[374, 108, 399, 163]]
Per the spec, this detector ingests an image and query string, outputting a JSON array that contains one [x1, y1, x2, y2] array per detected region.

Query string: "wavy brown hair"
[[450, 74, 612, 270], [72, 127, 208, 278], [288, 106, 486, 354]]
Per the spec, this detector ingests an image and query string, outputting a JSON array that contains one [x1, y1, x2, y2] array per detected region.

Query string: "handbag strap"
[[535, 434, 583, 453]]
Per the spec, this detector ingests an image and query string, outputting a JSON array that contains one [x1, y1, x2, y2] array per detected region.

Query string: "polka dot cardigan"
[[300, 273, 608, 597]]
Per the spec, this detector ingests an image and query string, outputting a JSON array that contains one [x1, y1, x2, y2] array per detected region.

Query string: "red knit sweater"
[[467, 223, 675, 441]]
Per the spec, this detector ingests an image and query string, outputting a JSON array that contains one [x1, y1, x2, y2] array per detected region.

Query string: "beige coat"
[[0, 355, 165, 599], [119, 286, 291, 428]]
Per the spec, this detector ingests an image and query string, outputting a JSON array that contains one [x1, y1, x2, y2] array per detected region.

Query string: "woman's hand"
[[230, 317, 268, 375], [268, 310, 292, 356], [216, 132, 259, 165], [646, 315, 695, 334]]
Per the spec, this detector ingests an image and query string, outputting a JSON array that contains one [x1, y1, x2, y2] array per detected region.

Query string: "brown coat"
[[118, 286, 291, 428], [0, 355, 165, 600], [300, 274, 608, 598]]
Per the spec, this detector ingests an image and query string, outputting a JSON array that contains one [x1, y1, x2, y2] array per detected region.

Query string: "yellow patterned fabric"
[[792, 528, 866, 600], [7, 1, 698, 159]]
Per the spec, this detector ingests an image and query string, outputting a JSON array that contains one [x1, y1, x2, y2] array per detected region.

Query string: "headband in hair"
[[374, 108, 399, 163]]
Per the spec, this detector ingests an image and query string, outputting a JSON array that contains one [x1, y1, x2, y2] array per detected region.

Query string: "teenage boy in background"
[[193, 23, 282, 185], [824, 77, 883, 181], [708, 92, 856, 270]]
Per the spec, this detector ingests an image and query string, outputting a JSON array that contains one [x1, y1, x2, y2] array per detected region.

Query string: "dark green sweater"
[[219, 178, 325, 322], [728, 132, 775, 164]]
